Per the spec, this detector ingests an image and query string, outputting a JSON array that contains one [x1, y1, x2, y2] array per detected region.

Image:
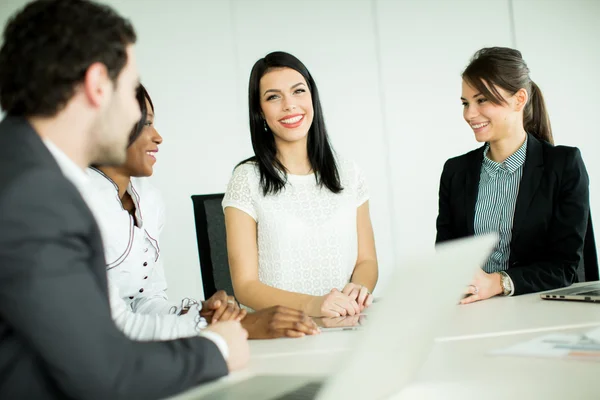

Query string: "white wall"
[[0, 0, 597, 300], [375, 0, 514, 258], [512, 0, 600, 256]]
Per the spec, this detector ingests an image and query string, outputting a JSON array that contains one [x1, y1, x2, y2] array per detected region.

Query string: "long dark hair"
[[462, 47, 553, 144], [128, 83, 154, 146], [243, 51, 342, 196]]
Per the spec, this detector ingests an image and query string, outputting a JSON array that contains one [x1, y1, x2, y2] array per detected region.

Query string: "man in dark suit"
[[0, 1, 249, 399]]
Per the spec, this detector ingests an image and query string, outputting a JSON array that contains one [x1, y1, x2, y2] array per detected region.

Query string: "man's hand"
[[241, 306, 320, 339], [204, 321, 249, 372], [201, 290, 246, 323]]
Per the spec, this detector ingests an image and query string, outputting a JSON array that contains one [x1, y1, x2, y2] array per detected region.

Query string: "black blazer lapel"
[[465, 146, 485, 235], [512, 134, 544, 242]]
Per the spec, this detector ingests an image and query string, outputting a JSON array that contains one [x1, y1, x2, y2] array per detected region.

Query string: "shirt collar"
[[88, 167, 145, 228], [43, 139, 89, 193], [482, 136, 528, 175]]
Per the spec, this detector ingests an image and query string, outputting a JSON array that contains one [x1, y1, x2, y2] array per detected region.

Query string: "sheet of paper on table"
[[490, 326, 600, 362]]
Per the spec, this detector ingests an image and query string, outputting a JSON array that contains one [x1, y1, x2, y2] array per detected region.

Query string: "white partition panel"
[[375, 0, 513, 260], [513, 0, 600, 260]]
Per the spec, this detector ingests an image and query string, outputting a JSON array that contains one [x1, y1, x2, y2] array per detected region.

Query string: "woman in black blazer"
[[436, 47, 589, 303]]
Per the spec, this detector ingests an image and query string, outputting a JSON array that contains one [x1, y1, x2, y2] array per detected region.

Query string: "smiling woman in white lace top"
[[223, 52, 378, 318]]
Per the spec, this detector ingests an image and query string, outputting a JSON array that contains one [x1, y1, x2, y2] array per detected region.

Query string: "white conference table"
[[398, 326, 600, 399], [438, 282, 600, 341], [171, 285, 600, 399]]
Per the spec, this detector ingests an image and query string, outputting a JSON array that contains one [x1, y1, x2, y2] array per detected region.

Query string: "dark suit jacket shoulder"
[[436, 134, 590, 295], [0, 116, 228, 400]]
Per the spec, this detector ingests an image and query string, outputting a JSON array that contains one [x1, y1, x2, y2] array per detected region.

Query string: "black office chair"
[[577, 212, 599, 283], [191, 193, 234, 299]]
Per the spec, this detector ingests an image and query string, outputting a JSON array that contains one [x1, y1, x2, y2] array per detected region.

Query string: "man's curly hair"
[[0, 0, 136, 117]]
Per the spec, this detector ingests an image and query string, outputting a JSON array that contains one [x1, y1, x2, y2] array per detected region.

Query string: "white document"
[[491, 328, 600, 361]]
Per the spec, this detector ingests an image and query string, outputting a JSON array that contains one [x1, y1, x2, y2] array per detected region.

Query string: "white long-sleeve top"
[[85, 168, 225, 351]]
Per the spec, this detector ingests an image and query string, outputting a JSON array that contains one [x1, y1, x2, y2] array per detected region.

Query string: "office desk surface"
[[439, 282, 600, 341], [403, 327, 600, 399], [170, 286, 600, 399], [248, 286, 600, 357], [249, 329, 355, 358], [174, 327, 600, 400]]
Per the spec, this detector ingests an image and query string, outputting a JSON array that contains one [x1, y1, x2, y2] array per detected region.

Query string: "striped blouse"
[[474, 137, 528, 274]]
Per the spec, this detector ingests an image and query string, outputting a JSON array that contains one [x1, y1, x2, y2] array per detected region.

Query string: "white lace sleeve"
[[222, 164, 258, 221], [355, 162, 369, 207]]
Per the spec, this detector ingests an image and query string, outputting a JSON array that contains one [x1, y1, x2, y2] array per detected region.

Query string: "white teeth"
[[281, 115, 302, 124], [471, 122, 489, 129]]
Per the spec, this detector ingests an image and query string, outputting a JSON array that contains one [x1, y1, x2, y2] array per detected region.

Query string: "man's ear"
[[83, 62, 111, 108]]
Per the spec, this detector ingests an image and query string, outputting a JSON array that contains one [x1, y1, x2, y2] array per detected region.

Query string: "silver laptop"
[[540, 282, 600, 303], [181, 234, 498, 400]]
